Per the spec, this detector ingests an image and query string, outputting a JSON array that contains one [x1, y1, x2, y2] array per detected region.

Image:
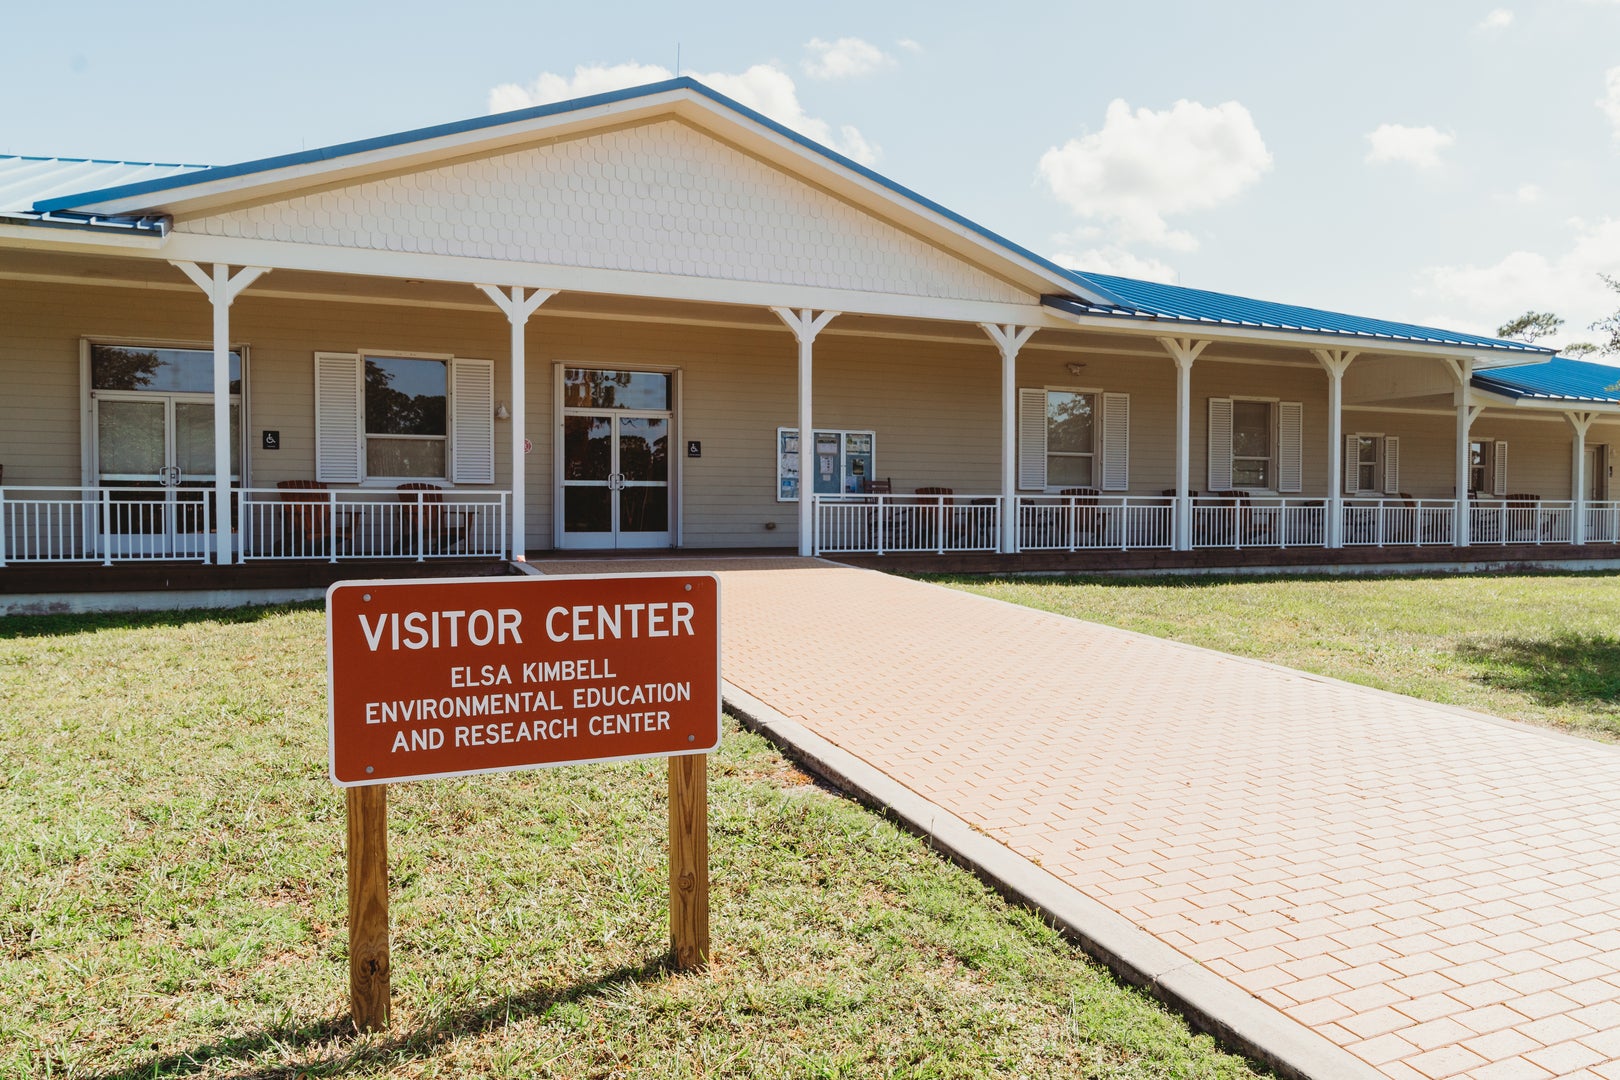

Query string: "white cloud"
[[1419, 218, 1620, 348], [1514, 183, 1542, 204], [897, 38, 923, 53], [488, 61, 880, 165], [1037, 98, 1272, 252], [803, 37, 893, 80], [488, 62, 672, 114], [1600, 67, 1620, 139], [1477, 8, 1514, 30], [1365, 123, 1455, 169], [1052, 244, 1179, 284]]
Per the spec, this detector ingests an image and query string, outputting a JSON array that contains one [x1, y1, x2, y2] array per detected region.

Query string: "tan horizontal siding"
[[1, 277, 1611, 553]]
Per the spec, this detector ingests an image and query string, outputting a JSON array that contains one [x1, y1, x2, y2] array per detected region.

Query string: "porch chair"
[[1060, 487, 1107, 547], [397, 482, 467, 555], [276, 480, 337, 558], [894, 487, 953, 549], [1504, 493, 1543, 542], [1468, 491, 1501, 543], [862, 477, 892, 495], [1200, 490, 1252, 547]]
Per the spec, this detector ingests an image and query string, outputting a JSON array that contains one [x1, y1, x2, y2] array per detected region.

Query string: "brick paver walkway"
[[545, 557, 1620, 1079]]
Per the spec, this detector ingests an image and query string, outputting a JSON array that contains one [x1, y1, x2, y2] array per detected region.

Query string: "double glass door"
[[559, 368, 673, 549], [94, 393, 240, 557]]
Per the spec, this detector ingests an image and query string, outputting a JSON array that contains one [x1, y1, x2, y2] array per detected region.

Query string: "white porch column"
[[772, 308, 839, 556], [172, 261, 270, 565], [1312, 349, 1357, 549], [1446, 357, 1479, 547], [477, 285, 556, 561], [1568, 411, 1597, 545], [981, 323, 1036, 553], [1158, 337, 1208, 551]]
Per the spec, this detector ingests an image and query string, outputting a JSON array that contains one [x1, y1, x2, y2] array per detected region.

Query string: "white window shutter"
[[1018, 388, 1047, 490], [1277, 401, 1302, 493], [1344, 433, 1360, 494], [1383, 436, 1400, 495], [451, 357, 495, 484], [1101, 392, 1129, 491], [315, 352, 362, 483], [1207, 398, 1233, 491], [1494, 440, 1508, 496]]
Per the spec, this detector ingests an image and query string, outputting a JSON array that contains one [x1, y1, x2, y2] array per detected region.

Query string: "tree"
[[1496, 311, 1564, 343], [1591, 274, 1620, 357]]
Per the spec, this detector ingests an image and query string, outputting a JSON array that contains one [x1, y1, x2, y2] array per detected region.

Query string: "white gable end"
[[175, 120, 1029, 305]]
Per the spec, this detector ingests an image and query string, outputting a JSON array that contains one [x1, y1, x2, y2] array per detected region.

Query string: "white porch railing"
[[0, 486, 213, 565], [813, 494, 1001, 554], [1340, 498, 1458, 547], [1018, 495, 1175, 551], [238, 488, 510, 562], [1585, 501, 1620, 543], [1190, 496, 1329, 549], [0, 486, 508, 566], [1465, 499, 1576, 546]]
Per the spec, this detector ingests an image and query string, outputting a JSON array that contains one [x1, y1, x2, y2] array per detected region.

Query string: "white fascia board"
[[158, 232, 1049, 325], [1479, 388, 1620, 414], [0, 222, 165, 252], [1043, 305, 1550, 367], [67, 92, 695, 218]]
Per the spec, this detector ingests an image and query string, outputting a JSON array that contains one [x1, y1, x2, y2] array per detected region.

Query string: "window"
[[1231, 400, 1271, 488], [91, 344, 242, 394], [1467, 439, 1508, 496], [315, 352, 494, 485], [1209, 398, 1301, 492], [1019, 388, 1129, 491], [1356, 436, 1379, 492], [365, 356, 447, 478], [1046, 390, 1095, 488]]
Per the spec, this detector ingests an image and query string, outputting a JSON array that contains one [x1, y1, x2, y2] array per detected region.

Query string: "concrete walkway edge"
[[723, 680, 1385, 1080]]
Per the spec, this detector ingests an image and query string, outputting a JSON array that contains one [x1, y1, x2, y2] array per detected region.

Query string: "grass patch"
[[0, 604, 1263, 1078], [938, 571, 1620, 742]]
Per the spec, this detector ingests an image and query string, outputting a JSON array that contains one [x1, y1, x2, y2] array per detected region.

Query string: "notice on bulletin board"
[[778, 429, 800, 501]]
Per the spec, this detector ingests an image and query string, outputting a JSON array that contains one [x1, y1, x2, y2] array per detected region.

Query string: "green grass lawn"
[[941, 571, 1620, 743], [0, 605, 1264, 1079]]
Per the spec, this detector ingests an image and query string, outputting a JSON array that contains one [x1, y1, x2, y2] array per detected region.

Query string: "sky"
[[4, 0, 1618, 352]]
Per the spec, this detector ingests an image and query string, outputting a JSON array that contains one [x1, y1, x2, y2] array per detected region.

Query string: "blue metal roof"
[[1472, 357, 1620, 403], [0, 155, 208, 212], [1046, 273, 1554, 355]]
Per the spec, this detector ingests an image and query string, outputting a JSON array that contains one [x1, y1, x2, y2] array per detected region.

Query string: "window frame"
[[1354, 433, 1382, 494], [360, 350, 453, 485], [1229, 396, 1276, 491], [1042, 385, 1099, 492]]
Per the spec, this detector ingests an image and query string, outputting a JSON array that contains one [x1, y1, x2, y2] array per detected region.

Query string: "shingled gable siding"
[[173, 120, 1030, 306]]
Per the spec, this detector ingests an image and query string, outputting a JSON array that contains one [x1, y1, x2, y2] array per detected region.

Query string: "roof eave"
[[1041, 296, 1556, 364]]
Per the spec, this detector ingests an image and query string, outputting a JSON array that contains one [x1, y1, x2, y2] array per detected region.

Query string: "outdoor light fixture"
[[1066, 362, 1087, 376], [494, 401, 511, 420]]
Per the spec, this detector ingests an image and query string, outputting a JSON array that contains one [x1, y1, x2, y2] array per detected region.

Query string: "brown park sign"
[[327, 573, 721, 786]]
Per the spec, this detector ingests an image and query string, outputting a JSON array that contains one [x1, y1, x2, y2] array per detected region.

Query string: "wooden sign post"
[[327, 573, 721, 1029]]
